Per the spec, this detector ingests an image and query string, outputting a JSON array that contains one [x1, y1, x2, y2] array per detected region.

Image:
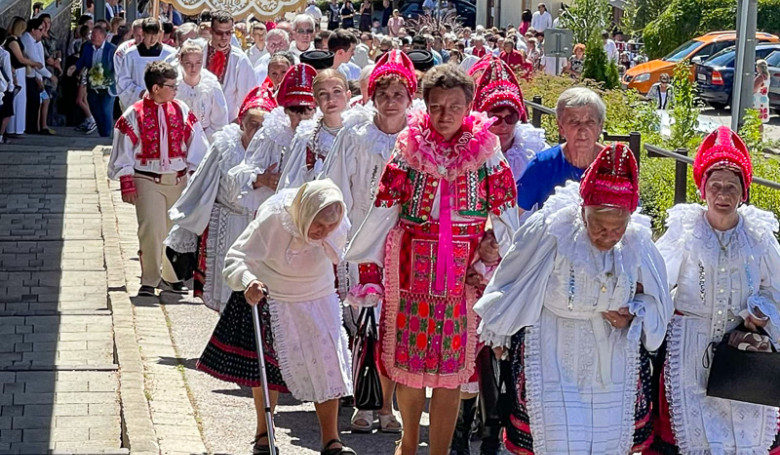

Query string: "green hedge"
[[518, 72, 780, 236]]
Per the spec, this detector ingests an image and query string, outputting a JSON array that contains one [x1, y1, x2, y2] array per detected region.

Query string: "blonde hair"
[[9, 17, 26, 37], [313, 69, 349, 92], [757, 59, 770, 78], [178, 40, 204, 58]]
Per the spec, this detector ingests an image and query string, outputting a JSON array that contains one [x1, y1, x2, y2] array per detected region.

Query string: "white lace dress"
[[474, 182, 673, 454], [655, 204, 780, 454], [166, 124, 259, 313], [228, 107, 294, 212], [175, 69, 229, 140], [223, 189, 353, 403]]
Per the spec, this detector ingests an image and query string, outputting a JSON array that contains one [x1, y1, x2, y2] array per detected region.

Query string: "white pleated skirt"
[[269, 293, 353, 404]]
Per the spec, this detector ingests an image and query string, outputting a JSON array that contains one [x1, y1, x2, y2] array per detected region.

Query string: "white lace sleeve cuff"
[[478, 323, 511, 349], [748, 294, 780, 346]]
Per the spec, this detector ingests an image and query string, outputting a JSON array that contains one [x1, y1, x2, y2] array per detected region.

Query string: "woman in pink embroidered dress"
[[344, 65, 520, 455]]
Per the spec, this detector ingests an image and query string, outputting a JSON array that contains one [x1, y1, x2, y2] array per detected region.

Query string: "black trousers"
[[25, 77, 40, 134]]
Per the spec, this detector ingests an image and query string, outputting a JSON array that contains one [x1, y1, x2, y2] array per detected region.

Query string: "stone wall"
[[0, 0, 31, 27]]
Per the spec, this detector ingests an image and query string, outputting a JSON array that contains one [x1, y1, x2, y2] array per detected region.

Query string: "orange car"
[[623, 31, 780, 94]]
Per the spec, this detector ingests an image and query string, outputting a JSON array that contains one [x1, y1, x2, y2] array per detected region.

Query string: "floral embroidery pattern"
[[134, 99, 192, 165]]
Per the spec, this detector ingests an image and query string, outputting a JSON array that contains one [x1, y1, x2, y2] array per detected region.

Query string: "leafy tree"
[[582, 31, 620, 88], [620, 0, 668, 37], [642, 0, 780, 60], [557, 0, 612, 44]]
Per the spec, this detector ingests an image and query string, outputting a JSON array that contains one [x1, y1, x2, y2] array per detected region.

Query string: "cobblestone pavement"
[[104, 160, 495, 454], [0, 132, 124, 454]]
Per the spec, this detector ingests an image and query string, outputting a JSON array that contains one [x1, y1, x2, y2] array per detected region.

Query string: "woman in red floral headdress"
[[345, 64, 520, 455]]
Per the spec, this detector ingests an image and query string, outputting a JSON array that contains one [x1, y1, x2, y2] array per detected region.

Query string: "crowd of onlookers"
[[0, 1, 648, 144]]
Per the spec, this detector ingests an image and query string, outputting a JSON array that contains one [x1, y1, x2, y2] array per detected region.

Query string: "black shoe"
[[450, 397, 477, 455], [321, 439, 356, 455], [159, 279, 189, 294], [252, 433, 279, 455], [137, 285, 156, 296]]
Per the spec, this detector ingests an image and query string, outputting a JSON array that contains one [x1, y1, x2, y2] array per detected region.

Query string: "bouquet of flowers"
[[88, 63, 111, 91]]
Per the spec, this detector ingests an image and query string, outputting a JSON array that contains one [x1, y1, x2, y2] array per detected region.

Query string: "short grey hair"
[[555, 87, 606, 126], [292, 14, 315, 30], [266, 28, 290, 43]]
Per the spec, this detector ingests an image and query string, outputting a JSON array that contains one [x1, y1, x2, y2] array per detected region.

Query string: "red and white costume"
[[474, 58, 547, 180], [202, 43, 255, 122], [108, 97, 208, 287], [345, 107, 520, 389], [653, 127, 780, 454]]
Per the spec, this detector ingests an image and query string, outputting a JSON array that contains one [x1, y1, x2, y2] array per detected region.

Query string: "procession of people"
[[99, 4, 780, 454]]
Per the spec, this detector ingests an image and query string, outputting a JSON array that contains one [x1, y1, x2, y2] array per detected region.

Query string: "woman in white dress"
[[165, 87, 270, 312], [230, 64, 318, 212], [279, 69, 352, 189], [175, 40, 229, 141], [199, 179, 356, 455], [319, 50, 416, 435], [651, 126, 780, 454], [474, 143, 672, 455]]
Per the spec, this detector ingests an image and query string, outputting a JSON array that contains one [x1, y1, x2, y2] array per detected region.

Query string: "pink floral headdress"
[[693, 126, 753, 201], [580, 143, 639, 212]]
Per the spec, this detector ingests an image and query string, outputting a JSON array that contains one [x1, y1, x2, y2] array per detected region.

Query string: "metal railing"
[[523, 95, 780, 204]]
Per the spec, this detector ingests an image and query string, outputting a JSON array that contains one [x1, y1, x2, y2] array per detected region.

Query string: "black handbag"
[[351, 307, 383, 411], [165, 246, 196, 282], [706, 325, 780, 407]]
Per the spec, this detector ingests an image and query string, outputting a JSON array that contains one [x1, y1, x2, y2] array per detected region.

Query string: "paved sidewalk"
[[0, 132, 124, 454]]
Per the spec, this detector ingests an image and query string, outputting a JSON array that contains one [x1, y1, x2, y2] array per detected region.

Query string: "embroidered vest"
[[116, 99, 197, 165]]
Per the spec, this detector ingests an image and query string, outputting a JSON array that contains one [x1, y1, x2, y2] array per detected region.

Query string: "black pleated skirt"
[[197, 291, 289, 392]]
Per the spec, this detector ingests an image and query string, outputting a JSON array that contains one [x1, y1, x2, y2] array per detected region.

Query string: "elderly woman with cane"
[[197, 179, 357, 455]]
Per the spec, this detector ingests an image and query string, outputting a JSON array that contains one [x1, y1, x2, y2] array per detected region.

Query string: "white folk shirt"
[[246, 45, 268, 67], [20, 32, 51, 80], [116, 44, 177, 110], [107, 99, 208, 179], [176, 69, 229, 140], [475, 182, 672, 454], [531, 10, 553, 32], [504, 122, 548, 180], [202, 44, 255, 123]]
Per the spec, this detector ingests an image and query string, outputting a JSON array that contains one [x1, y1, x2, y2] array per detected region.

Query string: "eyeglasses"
[[490, 111, 520, 126], [162, 83, 178, 90], [296, 28, 314, 35], [211, 28, 232, 37]]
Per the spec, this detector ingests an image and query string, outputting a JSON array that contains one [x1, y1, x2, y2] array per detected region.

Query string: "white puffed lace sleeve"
[[655, 203, 704, 288], [474, 211, 557, 349], [630, 238, 673, 351]]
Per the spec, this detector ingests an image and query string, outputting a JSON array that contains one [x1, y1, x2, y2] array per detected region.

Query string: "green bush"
[[582, 31, 620, 89], [518, 70, 780, 236]]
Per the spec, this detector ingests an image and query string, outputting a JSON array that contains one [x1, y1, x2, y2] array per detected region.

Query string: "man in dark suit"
[[75, 25, 116, 137]]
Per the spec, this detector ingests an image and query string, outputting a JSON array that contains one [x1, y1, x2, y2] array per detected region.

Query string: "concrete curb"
[[93, 147, 160, 455]]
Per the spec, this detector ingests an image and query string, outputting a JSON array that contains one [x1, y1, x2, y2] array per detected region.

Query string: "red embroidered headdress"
[[368, 49, 417, 99], [467, 54, 496, 79], [238, 78, 277, 121], [693, 126, 752, 201], [580, 143, 639, 212], [474, 58, 528, 123], [276, 64, 317, 108]]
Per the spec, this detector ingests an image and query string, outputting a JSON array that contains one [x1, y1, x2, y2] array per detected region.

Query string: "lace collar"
[[396, 109, 499, 180], [259, 106, 295, 147], [542, 181, 653, 280], [663, 203, 779, 265]]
